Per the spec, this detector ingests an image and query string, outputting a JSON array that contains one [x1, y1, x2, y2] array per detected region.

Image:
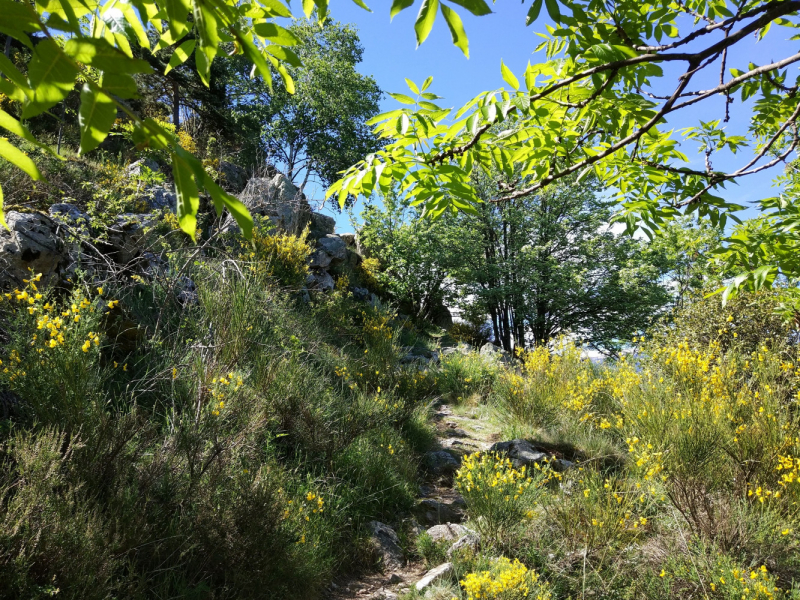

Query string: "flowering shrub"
[[455, 451, 550, 543], [460, 557, 551, 600], [240, 223, 312, 288], [0, 274, 117, 426]]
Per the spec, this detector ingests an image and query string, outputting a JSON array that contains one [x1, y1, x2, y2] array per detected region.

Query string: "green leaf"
[[421, 76, 433, 91], [414, 0, 439, 47], [0, 0, 41, 48], [405, 78, 420, 94], [525, 0, 543, 25], [164, 39, 196, 75], [444, 0, 491, 16], [78, 84, 116, 154], [349, 0, 372, 12], [544, 0, 560, 22], [440, 4, 469, 58], [202, 174, 253, 239], [389, 92, 417, 105], [302, 0, 315, 18], [163, 0, 191, 41], [64, 38, 152, 73], [0, 137, 42, 179], [0, 52, 31, 95], [22, 39, 80, 119], [390, 0, 414, 20], [500, 60, 519, 90], [258, 0, 292, 17], [100, 72, 138, 99], [253, 22, 301, 46], [172, 151, 200, 240], [264, 45, 302, 68]]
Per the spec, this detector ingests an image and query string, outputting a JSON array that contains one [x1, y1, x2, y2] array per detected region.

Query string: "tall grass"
[[0, 240, 437, 598]]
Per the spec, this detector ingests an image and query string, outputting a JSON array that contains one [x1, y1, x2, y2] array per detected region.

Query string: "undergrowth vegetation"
[[413, 290, 800, 600], [0, 237, 440, 599]]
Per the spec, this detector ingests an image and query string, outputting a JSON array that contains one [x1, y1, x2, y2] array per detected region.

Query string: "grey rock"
[[387, 574, 403, 585], [441, 344, 472, 356], [217, 160, 248, 194], [426, 523, 470, 543], [309, 249, 332, 269], [423, 450, 460, 476], [0, 211, 67, 289], [415, 563, 453, 592], [175, 276, 198, 305], [352, 286, 371, 302], [447, 533, 480, 557], [49, 203, 89, 226], [368, 521, 404, 571], [317, 235, 347, 265], [310, 211, 336, 236], [480, 342, 514, 364], [306, 270, 334, 292], [340, 232, 357, 247], [553, 458, 576, 471], [124, 157, 160, 177], [104, 213, 155, 266], [489, 439, 548, 468], [373, 591, 398, 600], [415, 499, 464, 526], [139, 186, 177, 212], [223, 174, 310, 235]]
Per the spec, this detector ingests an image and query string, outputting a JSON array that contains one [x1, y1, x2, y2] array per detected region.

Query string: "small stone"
[[415, 563, 453, 592], [426, 523, 470, 543], [387, 574, 402, 584]]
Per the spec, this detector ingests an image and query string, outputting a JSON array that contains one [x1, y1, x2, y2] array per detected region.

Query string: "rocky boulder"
[[124, 157, 160, 178], [426, 523, 471, 543], [103, 214, 156, 266], [0, 211, 67, 289], [217, 160, 248, 194], [309, 212, 336, 239], [489, 439, 548, 468], [422, 450, 460, 476], [415, 563, 453, 592], [223, 174, 311, 235], [480, 342, 514, 365], [368, 521, 404, 571], [306, 270, 334, 292]]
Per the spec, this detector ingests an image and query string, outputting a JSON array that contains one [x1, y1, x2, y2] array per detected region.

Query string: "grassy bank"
[[0, 228, 440, 599], [414, 291, 800, 600]]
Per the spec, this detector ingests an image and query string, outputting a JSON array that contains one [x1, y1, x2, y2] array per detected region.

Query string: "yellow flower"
[[659, 570, 666, 577], [97, 287, 104, 295]]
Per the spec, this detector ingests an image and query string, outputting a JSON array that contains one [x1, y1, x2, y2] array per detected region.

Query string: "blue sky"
[[305, 2, 800, 233]]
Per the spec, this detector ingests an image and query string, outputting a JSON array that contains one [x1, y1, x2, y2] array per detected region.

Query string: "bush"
[[238, 222, 313, 288], [455, 452, 550, 546], [460, 557, 551, 600]]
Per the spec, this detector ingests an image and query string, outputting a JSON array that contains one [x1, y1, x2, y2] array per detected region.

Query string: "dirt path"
[[324, 400, 502, 600]]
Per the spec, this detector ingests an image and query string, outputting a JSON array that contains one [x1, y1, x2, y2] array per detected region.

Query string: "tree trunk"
[[56, 101, 66, 155], [172, 81, 180, 129]]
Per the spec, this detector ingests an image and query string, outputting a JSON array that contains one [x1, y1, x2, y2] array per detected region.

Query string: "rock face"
[[480, 342, 514, 365], [306, 270, 334, 292], [415, 563, 453, 592], [489, 439, 548, 468], [124, 157, 160, 177], [309, 212, 336, 238], [368, 521, 404, 571], [224, 174, 311, 235], [217, 160, 248, 194], [0, 212, 67, 288]]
